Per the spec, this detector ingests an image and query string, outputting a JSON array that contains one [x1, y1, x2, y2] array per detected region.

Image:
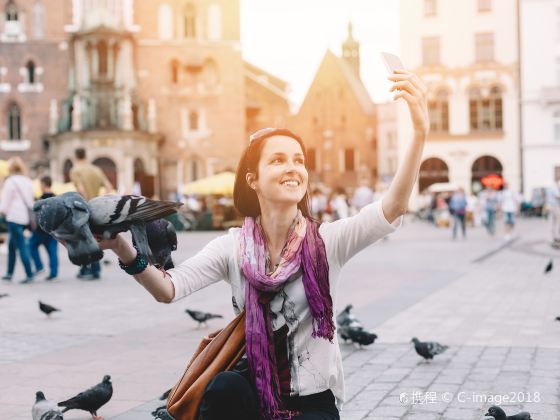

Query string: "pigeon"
[[136, 219, 177, 270], [544, 259, 553, 274], [58, 374, 113, 420], [32, 391, 64, 420], [159, 388, 172, 400], [88, 195, 182, 263], [411, 337, 449, 361], [0, 293, 9, 298], [339, 325, 377, 347], [556, 316, 560, 321], [152, 405, 174, 420], [185, 309, 223, 327], [485, 405, 532, 420], [336, 304, 363, 329], [39, 301, 60, 317], [33, 192, 103, 266]]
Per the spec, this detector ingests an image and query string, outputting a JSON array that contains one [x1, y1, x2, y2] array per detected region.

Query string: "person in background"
[[330, 187, 349, 220], [352, 181, 375, 213], [482, 186, 499, 236], [311, 188, 327, 221], [0, 157, 35, 283], [449, 187, 467, 240], [28, 176, 58, 281], [548, 179, 560, 248], [499, 182, 519, 241]]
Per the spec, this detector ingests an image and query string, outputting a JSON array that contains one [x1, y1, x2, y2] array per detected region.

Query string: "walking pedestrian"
[[449, 187, 467, 239], [482, 186, 499, 236], [499, 182, 519, 241], [69, 147, 113, 279], [0, 157, 35, 283], [28, 176, 58, 281], [548, 180, 560, 248]]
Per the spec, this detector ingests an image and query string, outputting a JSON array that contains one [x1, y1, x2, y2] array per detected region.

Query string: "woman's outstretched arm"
[[382, 70, 429, 224]]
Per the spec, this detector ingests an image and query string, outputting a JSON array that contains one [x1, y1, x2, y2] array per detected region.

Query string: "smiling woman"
[[98, 68, 429, 420]]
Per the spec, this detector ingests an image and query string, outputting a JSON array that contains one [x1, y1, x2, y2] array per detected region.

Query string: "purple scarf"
[[240, 211, 335, 419]]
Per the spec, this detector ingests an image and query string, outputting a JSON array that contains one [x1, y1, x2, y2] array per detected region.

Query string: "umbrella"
[[182, 171, 235, 196], [426, 182, 458, 193], [480, 173, 503, 190]]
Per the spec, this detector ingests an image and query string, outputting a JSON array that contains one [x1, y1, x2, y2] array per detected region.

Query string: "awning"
[[182, 171, 235, 196]]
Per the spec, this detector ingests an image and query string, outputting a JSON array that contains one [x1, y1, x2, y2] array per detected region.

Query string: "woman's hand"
[[93, 233, 122, 251], [94, 233, 137, 264], [389, 70, 430, 138]]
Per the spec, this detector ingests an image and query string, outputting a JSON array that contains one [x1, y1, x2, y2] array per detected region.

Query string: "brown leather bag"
[[167, 310, 246, 420]]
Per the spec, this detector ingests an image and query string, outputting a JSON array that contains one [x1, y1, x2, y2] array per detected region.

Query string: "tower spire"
[[342, 21, 360, 79]]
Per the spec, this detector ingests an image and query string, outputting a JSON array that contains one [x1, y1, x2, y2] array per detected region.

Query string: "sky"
[[240, 0, 400, 111]]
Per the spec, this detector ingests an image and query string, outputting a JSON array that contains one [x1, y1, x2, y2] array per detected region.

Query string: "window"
[[190, 160, 199, 181], [478, 0, 492, 12], [555, 166, 560, 182], [469, 86, 503, 131], [171, 59, 180, 84], [207, 4, 221, 40], [428, 89, 449, 133], [306, 148, 316, 171], [8, 102, 21, 140], [32, 0, 44, 38], [344, 148, 355, 171], [26, 60, 35, 84], [6, 1, 18, 21], [189, 111, 198, 130], [554, 111, 560, 141], [184, 3, 196, 38], [424, 0, 437, 16], [97, 41, 108, 77], [475, 33, 494, 63], [422, 37, 440, 66], [158, 4, 173, 40], [202, 59, 218, 87]]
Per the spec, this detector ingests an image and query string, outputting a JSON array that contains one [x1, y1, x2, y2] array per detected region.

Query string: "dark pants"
[[79, 261, 100, 277], [6, 222, 33, 278], [452, 213, 466, 239], [199, 371, 339, 420], [29, 231, 58, 277]]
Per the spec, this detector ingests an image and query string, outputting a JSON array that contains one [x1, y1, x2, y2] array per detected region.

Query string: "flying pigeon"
[[33, 192, 102, 266], [544, 259, 553, 274], [136, 219, 177, 270], [185, 309, 223, 327], [485, 405, 532, 420], [88, 195, 182, 263], [339, 325, 377, 347], [411, 337, 449, 361], [39, 301, 60, 317], [32, 391, 64, 420], [58, 374, 113, 420], [152, 405, 174, 420], [0, 293, 9, 298]]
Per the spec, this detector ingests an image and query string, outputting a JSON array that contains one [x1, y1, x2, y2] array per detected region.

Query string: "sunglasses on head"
[[248, 128, 302, 144]]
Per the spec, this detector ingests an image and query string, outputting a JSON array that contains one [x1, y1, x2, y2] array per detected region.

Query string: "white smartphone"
[[380, 52, 405, 73]]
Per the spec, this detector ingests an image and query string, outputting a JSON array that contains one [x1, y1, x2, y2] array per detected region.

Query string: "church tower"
[[341, 21, 360, 79]]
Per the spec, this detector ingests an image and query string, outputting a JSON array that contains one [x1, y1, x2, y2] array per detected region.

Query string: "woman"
[[98, 69, 429, 419], [0, 157, 35, 283]]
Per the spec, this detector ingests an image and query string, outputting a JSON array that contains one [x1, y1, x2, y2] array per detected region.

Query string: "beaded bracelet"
[[118, 248, 149, 275]]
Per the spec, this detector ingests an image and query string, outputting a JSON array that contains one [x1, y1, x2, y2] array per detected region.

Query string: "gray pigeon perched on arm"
[[88, 195, 181, 263], [185, 309, 223, 327], [32, 391, 64, 420], [485, 405, 532, 420], [57, 375, 112, 420], [33, 192, 102, 266], [137, 219, 177, 270], [411, 337, 449, 362]]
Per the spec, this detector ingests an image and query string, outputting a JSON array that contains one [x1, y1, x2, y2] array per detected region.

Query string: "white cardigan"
[[0, 175, 34, 225], [168, 200, 401, 407]]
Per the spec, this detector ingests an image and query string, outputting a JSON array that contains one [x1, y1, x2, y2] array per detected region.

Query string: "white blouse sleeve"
[[319, 199, 402, 268], [167, 233, 232, 302]]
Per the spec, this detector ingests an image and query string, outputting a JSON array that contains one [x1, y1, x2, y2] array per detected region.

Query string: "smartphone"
[[380, 52, 405, 73]]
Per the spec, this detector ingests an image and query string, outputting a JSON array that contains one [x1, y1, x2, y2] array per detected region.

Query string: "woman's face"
[[248, 135, 308, 207]]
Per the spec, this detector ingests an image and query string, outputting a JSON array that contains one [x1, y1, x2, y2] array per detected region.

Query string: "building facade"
[[520, 0, 560, 197], [375, 101, 399, 192], [290, 24, 377, 191], [399, 0, 521, 199]]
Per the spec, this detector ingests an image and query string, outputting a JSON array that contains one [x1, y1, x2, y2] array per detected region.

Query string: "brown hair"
[[75, 147, 86, 160], [8, 156, 27, 175], [233, 128, 312, 218]]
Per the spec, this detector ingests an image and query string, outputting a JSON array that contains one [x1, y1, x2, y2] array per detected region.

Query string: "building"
[[289, 23, 377, 191], [399, 0, 521, 200], [0, 0, 290, 200], [375, 101, 399, 192], [520, 0, 560, 197]]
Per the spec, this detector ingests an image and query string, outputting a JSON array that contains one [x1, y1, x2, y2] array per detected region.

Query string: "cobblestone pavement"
[[1, 216, 559, 419]]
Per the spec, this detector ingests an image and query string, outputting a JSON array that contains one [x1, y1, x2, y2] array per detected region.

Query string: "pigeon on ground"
[[485, 405, 532, 420], [159, 388, 171, 400], [152, 405, 174, 420], [411, 337, 449, 361], [57, 375, 113, 420], [39, 301, 60, 317], [336, 304, 363, 329], [88, 195, 182, 263], [136, 219, 177, 270], [32, 391, 64, 420], [0, 293, 9, 298], [339, 326, 377, 347], [33, 192, 102, 266], [555, 316, 560, 321], [185, 309, 223, 327], [544, 259, 553, 274]]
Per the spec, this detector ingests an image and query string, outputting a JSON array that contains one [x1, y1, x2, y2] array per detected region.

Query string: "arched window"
[[469, 86, 503, 131], [428, 89, 449, 133], [184, 3, 196, 38], [158, 3, 173, 40], [97, 41, 108, 77], [32, 0, 44, 38], [133, 157, 145, 182], [189, 111, 198, 130], [8, 102, 21, 140], [6, 1, 18, 21], [92, 157, 117, 189], [471, 155, 502, 192], [26, 60, 36, 84], [419, 157, 449, 192], [171, 59, 180, 84], [207, 4, 221, 40], [202, 59, 218, 87], [63, 159, 73, 182]]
